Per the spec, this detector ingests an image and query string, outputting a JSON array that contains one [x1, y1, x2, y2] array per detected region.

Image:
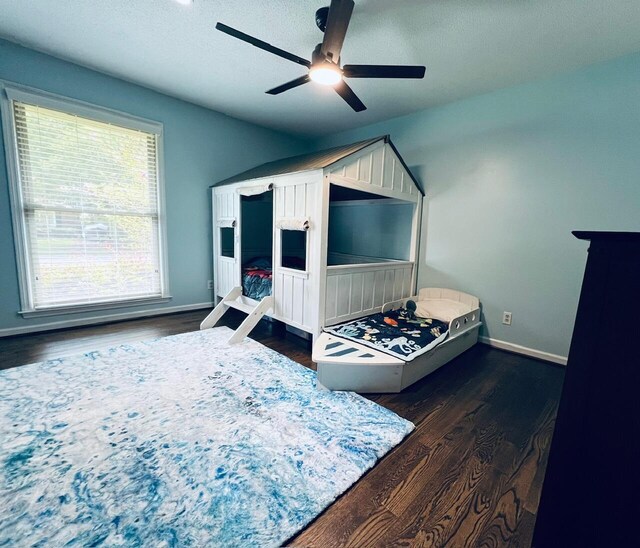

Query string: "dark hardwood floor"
[[0, 310, 565, 547]]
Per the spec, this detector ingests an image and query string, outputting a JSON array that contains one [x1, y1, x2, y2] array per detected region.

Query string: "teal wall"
[[0, 39, 307, 332], [313, 52, 640, 358], [328, 201, 414, 261]]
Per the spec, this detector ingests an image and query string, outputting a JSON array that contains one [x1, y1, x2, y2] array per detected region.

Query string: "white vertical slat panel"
[[382, 148, 394, 189], [293, 276, 305, 325], [283, 274, 293, 319], [294, 184, 306, 217], [337, 275, 351, 317], [277, 272, 285, 317], [359, 155, 372, 183], [362, 271, 374, 310], [350, 272, 364, 314], [345, 158, 359, 180], [373, 270, 386, 308], [394, 160, 405, 194], [325, 274, 338, 322], [370, 147, 384, 187], [218, 259, 231, 296], [403, 267, 412, 298], [224, 192, 232, 218], [304, 180, 320, 329], [274, 272, 284, 316], [383, 269, 395, 305], [277, 184, 286, 218], [389, 157, 397, 190], [284, 185, 295, 217], [393, 268, 403, 300]]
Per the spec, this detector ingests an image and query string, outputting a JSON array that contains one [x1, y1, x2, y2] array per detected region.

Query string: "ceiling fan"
[[216, 0, 426, 112]]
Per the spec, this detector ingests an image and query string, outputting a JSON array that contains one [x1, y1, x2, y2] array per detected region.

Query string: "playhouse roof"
[[212, 135, 423, 194]]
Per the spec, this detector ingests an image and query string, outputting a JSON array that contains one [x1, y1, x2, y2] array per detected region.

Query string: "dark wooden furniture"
[[533, 232, 640, 547]]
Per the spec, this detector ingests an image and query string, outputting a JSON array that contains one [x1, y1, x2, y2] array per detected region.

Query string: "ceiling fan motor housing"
[[315, 7, 330, 32], [312, 42, 339, 66]]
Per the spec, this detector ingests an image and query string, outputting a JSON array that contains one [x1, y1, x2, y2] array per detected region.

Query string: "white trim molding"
[[479, 336, 568, 366], [0, 302, 213, 338]]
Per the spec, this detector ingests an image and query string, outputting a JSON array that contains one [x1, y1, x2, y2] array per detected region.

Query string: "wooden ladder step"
[[199, 286, 242, 330], [228, 296, 274, 345], [223, 298, 255, 315]]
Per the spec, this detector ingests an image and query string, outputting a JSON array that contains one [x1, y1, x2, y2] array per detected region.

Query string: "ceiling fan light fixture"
[[309, 63, 342, 86]]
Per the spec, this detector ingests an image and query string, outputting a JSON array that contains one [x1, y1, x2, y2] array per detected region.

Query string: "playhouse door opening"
[[240, 190, 273, 300]]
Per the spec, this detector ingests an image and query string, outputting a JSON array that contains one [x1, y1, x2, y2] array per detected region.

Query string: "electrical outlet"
[[207, 280, 214, 290], [502, 311, 512, 325]]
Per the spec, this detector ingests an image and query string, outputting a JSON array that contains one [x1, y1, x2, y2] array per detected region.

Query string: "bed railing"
[[381, 288, 482, 341], [324, 260, 414, 326]]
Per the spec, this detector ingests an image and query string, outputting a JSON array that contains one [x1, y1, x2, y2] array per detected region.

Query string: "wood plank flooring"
[[0, 310, 565, 547]]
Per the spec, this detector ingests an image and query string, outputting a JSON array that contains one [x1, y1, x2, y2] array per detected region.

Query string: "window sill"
[[20, 296, 173, 318], [278, 267, 309, 279]]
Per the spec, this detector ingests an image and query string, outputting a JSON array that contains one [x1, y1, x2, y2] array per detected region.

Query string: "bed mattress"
[[324, 308, 449, 361]]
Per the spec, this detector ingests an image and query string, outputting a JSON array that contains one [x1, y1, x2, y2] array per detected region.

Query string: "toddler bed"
[[313, 288, 481, 393]]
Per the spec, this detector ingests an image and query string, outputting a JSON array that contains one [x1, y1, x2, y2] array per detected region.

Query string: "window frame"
[[219, 226, 235, 258], [0, 80, 171, 317], [279, 227, 309, 274]]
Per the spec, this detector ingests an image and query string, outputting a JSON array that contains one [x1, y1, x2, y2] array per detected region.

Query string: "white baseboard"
[[479, 336, 567, 366], [0, 302, 214, 338]]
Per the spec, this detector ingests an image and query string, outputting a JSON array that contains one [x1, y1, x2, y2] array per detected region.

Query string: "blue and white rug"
[[0, 327, 413, 547]]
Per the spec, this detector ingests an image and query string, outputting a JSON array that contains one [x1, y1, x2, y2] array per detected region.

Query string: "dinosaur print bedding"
[[324, 308, 449, 362]]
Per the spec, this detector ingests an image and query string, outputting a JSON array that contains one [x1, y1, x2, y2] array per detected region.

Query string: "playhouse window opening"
[[220, 227, 235, 258], [327, 184, 414, 265], [281, 229, 307, 271]]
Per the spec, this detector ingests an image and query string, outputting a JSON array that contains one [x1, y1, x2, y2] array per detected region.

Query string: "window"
[[281, 229, 307, 271], [1, 84, 168, 315], [220, 227, 235, 258]]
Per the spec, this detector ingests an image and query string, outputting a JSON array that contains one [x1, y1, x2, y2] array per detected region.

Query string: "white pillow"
[[414, 299, 471, 323]]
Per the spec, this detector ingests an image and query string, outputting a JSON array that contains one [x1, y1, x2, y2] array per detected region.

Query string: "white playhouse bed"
[[313, 288, 481, 393], [202, 135, 425, 344]]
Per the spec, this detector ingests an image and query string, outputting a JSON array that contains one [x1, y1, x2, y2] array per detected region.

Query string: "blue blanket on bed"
[[242, 269, 272, 300], [242, 257, 272, 300], [325, 309, 449, 361]]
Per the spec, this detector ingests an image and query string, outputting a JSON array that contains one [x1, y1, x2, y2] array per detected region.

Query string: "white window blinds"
[[10, 99, 165, 310]]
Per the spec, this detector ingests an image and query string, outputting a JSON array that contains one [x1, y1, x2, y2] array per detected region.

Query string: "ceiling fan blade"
[[334, 81, 366, 112], [343, 65, 426, 79], [266, 75, 311, 95], [216, 22, 311, 68], [320, 0, 355, 62]]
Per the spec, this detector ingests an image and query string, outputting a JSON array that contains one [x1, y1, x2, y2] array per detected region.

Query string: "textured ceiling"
[[1, 0, 640, 137]]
